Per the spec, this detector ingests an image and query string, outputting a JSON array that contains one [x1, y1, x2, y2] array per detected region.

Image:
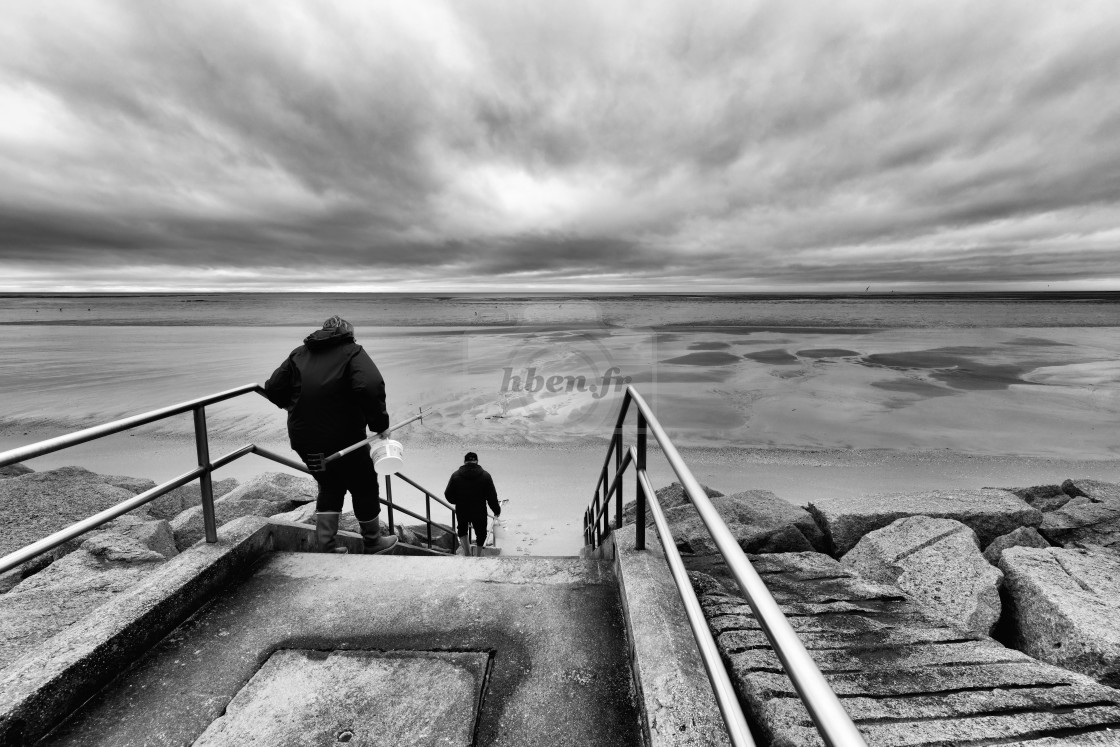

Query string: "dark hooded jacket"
[[444, 463, 500, 517], [263, 327, 389, 455]]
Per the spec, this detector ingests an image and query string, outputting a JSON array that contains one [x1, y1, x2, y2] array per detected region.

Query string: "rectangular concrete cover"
[[193, 649, 489, 747]]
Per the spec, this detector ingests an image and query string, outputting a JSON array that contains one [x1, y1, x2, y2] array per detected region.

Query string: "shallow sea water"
[[2, 292, 1119, 555]]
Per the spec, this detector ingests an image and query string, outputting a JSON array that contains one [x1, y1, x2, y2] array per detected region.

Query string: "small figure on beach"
[[445, 452, 502, 557], [264, 315, 397, 555]]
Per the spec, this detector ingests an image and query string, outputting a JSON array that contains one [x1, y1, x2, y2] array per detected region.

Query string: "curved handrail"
[[585, 386, 867, 747]]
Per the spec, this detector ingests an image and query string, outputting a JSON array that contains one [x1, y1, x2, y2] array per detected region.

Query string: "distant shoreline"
[[2, 290, 1119, 301]]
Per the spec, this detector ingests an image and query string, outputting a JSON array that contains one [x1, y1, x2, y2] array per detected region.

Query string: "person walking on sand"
[[264, 315, 397, 555], [444, 452, 501, 557]]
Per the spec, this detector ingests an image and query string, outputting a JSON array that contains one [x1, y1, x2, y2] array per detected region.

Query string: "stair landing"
[[43, 554, 641, 747]]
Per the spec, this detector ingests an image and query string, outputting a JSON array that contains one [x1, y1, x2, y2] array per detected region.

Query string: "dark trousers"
[[456, 506, 488, 547], [301, 447, 381, 522]]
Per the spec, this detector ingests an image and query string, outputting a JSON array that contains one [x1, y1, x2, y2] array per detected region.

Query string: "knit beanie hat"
[[322, 315, 354, 334]]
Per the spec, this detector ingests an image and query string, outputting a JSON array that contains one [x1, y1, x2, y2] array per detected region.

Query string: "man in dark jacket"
[[444, 452, 501, 557], [264, 315, 396, 554]]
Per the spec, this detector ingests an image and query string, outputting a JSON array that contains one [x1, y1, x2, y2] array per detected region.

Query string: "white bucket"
[[372, 439, 404, 475]]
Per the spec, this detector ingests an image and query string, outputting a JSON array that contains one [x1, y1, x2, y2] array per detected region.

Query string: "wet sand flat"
[[3, 316, 1120, 556]]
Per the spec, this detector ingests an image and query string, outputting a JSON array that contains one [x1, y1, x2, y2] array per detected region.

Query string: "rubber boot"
[[315, 512, 347, 554], [359, 519, 398, 555]]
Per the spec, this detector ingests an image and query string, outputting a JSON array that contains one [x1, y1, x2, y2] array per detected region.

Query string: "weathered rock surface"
[[169, 499, 282, 550], [0, 463, 33, 478], [0, 526, 174, 668], [146, 477, 238, 520], [663, 490, 826, 555], [339, 512, 363, 534], [1063, 478, 1120, 503], [807, 488, 1042, 556], [1001, 545, 1120, 687], [0, 467, 136, 557], [690, 551, 1120, 747], [622, 481, 723, 525], [163, 473, 315, 549], [99, 474, 157, 496], [396, 524, 456, 551], [98, 515, 178, 559], [81, 533, 166, 564], [1003, 736, 1120, 746], [1032, 478, 1120, 552], [1039, 502, 1120, 551], [220, 472, 315, 508], [1007, 484, 1073, 512], [983, 526, 1050, 565], [0, 467, 143, 594], [269, 503, 317, 525], [0, 542, 82, 594], [840, 516, 1002, 636], [0, 468, 198, 591]]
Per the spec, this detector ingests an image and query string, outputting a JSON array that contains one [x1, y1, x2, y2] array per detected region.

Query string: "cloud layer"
[[2, 0, 1119, 291]]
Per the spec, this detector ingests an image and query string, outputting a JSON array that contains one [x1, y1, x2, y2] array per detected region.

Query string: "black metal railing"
[[585, 386, 867, 747], [0, 385, 460, 575]]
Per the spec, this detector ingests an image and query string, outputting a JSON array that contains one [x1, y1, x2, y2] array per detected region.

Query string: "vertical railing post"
[[193, 406, 218, 543], [425, 494, 433, 549], [635, 411, 647, 550], [451, 511, 459, 553], [601, 494, 609, 543], [384, 474, 395, 533], [592, 488, 601, 547], [613, 432, 623, 529], [615, 460, 624, 530]]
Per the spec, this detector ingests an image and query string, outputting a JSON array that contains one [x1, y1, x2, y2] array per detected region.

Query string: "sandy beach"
[[3, 295, 1120, 556], [6, 431, 1120, 556]]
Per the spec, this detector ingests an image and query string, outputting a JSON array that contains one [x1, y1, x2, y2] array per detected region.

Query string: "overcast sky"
[[2, 0, 1119, 293]]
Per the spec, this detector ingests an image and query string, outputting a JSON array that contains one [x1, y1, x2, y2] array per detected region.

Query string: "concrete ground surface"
[[42, 554, 642, 747], [193, 650, 488, 746]]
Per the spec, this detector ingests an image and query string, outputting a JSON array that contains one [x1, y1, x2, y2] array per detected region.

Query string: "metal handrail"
[[394, 467, 500, 550], [584, 386, 868, 747], [634, 449, 755, 747], [0, 466, 206, 575], [0, 383, 262, 466], [0, 385, 459, 575]]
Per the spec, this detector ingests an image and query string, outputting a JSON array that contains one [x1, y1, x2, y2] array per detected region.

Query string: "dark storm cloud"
[[2, 0, 1120, 290]]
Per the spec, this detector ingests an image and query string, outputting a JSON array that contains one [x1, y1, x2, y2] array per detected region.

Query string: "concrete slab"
[[194, 649, 487, 747], [600, 524, 733, 747], [0, 515, 273, 746], [43, 554, 641, 747]]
